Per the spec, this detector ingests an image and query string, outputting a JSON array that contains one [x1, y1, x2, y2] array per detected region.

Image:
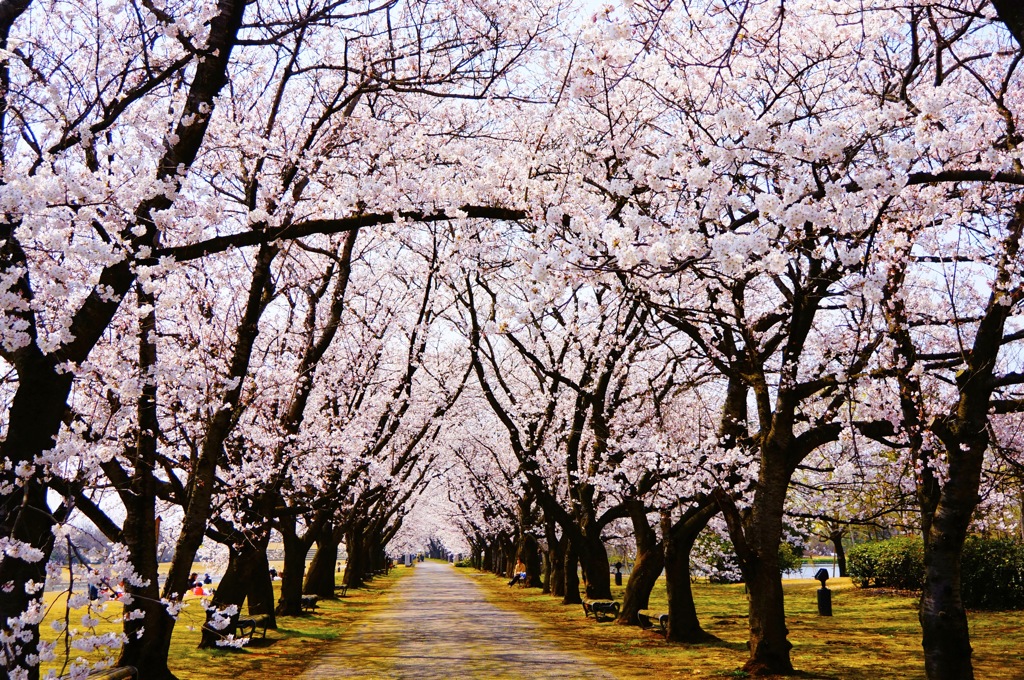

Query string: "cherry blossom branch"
[[157, 205, 528, 262]]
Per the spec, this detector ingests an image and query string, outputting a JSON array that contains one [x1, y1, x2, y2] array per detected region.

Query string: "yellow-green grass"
[[473, 572, 1024, 679], [39, 566, 408, 679]]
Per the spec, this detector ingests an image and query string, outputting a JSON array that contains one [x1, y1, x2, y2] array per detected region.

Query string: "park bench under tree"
[[201, 611, 270, 644], [637, 609, 669, 635], [581, 599, 620, 622]]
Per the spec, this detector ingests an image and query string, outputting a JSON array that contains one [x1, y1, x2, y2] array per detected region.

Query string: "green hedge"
[[848, 536, 924, 590], [960, 536, 1024, 610], [848, 535, 1024, 610]]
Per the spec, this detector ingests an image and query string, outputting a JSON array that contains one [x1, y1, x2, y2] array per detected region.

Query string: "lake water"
[[785, 562, 840, 580]]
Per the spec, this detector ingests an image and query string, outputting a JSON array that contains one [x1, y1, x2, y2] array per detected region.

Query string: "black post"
[[814, 568, 832, 616]]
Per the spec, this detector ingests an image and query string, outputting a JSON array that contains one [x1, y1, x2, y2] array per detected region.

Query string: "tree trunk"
[[744, 548, 791, 675], [544, 520, 569, 593], [0, 365, 70, 680], [918, 438, 985, 680], [618, 501, 663, 625], [718, 458, 794, 676], [579, 530, 612, 600], [343, 526, 365, 590], [715, 456, 793, 675], [200, 545, 251, 649], [245, 543, 276, 627], [276, 523, 309, 616], [523, 533, 543, 588], [830, 530, 847, 578], [117, 293, 178, 676], [662, 504, 718, 643], [619, 542, 663, 625], [541, 549, 552, 594], [304, 526, 340, 599], [920, 519, 973, 680]]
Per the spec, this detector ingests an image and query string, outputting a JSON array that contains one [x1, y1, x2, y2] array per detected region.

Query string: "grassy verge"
[[471, 571, 1024, 679], [40, 567, 408, 679]]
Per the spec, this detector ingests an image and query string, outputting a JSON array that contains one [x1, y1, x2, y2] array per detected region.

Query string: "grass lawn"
[[39, 566, 408, 679], [470, 571, 1024, 679]]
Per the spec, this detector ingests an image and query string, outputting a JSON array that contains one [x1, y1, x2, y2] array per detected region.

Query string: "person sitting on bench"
[[508, 559, 527, 587]]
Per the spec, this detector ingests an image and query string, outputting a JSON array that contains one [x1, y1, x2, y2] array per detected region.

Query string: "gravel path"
[[298, 560, 614, 679]]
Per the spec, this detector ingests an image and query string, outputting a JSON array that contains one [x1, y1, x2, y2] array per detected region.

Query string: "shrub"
[[778, 542, 805, 576], [454, 559, 473, 568], [848, 535, 1024, 610], [960, 536, 1024, 610], [848, 536, 924, 590]]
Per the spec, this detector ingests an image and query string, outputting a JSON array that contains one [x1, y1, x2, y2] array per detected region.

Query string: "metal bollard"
[[814, 567, 833, 616], [817, 586, 833, 616]]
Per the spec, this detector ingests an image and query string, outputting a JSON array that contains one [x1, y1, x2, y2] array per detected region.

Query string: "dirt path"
[[298, 561, 615, 679]]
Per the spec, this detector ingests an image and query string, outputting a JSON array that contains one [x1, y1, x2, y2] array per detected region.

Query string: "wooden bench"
[[638, 609, 669, 634], [300, 595, 319, 612], [338, 584, 349, 597], [237, 614, 272, 639], [581, 599, 620, 622], [202, 612, 263, 643]]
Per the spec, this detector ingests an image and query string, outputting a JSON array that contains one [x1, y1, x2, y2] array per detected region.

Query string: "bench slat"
[[637, 609, 669, 633]]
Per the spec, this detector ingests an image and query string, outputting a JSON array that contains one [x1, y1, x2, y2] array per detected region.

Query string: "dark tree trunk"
[[717, 456, 794, 676], [523, 533, 543, 588], [116, 290, 177, 677], [541, 550, 551, 594], [918, 438, 985, 680], [619, 543, 663, 624], [829, 530, 847, 578], [343, 526, 365, 590], [482, 543, 493, 572], [662, 504, 718, 643], [304, 525, 340, 599], [921, 515, 974, 680], [200, 544, 251, 649], [0, 367, 70, 680], [501, 539, 515, 577], [548, 535, 566, 598], [245, 542, 276, 627], [744, 545, 791, 674], [992, 0, 1024, 46], [579, 530, 612, 600], [618, 501, 663, 625], [276, 523, 309, 616]]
